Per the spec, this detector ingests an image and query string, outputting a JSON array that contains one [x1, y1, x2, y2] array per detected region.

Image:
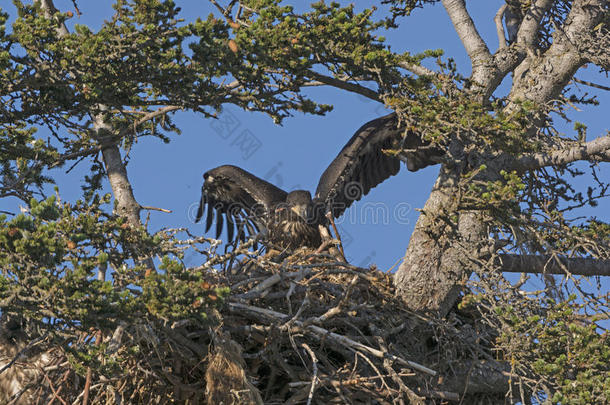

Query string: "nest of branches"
[[212, 251, 513, 404], [0, 249, 512, 404]]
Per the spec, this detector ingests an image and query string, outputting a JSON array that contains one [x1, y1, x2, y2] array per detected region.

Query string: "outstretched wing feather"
[[205, 197, 214, 233], [196, 165, 287, 244], [226, 212, 235, 242], [314, 113, 404, 218], [215, 208, 224, 239]]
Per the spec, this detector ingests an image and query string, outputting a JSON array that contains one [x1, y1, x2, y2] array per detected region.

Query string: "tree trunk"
[[394, 0, 606, 316], [394, 164, 487, 316]]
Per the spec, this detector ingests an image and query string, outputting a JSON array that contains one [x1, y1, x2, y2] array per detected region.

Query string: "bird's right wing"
[[314, 113, 442, 219], [195, 165, 288, 243]]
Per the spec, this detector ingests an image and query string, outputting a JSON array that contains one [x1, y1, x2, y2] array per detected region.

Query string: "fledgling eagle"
[[195, 113, 441, 249]]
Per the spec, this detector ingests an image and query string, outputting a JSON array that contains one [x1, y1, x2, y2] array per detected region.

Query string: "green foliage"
[[0, 194, 223, 373], [495, 297, 609, 404], [390, 84, 543, 155], [464, 169, 526, 210], [0, 1, 607, 402], [380, 0, 441, 22], [141, 256, 229, 319], [0, 122, 57, 200], [231, 1, 394, 72]]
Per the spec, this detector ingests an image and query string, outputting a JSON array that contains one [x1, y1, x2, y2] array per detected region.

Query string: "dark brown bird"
[[195, 113, 442, 249]]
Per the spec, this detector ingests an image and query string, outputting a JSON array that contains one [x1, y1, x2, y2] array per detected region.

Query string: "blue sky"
[[3, 1, 609, 278]]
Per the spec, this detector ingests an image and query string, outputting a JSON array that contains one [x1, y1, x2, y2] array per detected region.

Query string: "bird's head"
[[279, 190, 313, 221]]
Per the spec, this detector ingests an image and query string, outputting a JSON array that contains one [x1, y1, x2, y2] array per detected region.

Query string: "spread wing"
[[195, 165, 288, 243], [315, 113, 440, 218]]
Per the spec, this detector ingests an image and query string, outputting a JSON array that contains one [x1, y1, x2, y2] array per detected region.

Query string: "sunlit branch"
[[516, 134, 610, 172], [495, 4, 508, 49], [516, 0, 554, 47], [441, 0, 491, 67]]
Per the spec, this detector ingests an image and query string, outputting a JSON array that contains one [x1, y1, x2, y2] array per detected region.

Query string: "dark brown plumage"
[[195, 113, 442, 249]]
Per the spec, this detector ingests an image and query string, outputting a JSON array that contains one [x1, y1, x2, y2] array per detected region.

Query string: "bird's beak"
[[291, 204, 308, 219]]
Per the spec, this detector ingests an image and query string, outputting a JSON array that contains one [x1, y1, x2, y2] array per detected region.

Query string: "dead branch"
[[300, 343, 318, 405], [228, 302, 437, 376], [499, 254, 610, 277]]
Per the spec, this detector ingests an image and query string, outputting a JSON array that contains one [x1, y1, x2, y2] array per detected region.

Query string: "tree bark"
[[93, 113, 142, 227], [394, 164, 488, 316], [499, 254, 610, 277], [394, 0, 608, 316]]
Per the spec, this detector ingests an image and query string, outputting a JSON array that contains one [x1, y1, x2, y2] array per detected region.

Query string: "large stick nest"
[[0, 251, 508, 404]]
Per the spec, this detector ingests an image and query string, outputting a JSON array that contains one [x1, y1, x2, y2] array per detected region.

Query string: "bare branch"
[[573, 77, 610, 92], [516, 0, 554, 47], [495, 4, 509, 49], [398, 61, 437, 77], [118, 106, 182, 138], [228, 302, 438, 376], [441, 0, 491, 70], [0, 333, 48, 376], [515, 134, 610, 171], [301, 343, 318, 405], [499, 254, 610, 277], [305, 70, 380, 102], [140, 205, 172, 213]]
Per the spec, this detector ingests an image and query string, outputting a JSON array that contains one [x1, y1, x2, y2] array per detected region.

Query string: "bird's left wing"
[[314, 113, 440, 219], [195, 165, 288, 243]]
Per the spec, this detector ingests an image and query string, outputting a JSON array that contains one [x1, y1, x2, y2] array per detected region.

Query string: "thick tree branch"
[[514, 133, 610, 172], [442, 0, 495, 92], [40, 0, 69, 36], [499, 254, 610, 277], [442, 0, 524, 100], [516, 0, 555, 47], [579, 25, 610, 70], [561, 0, 607, 46], [442, 0, 491, 66], [509, 0, 606, 109], [479, 45, 522, 99], [93, 113, 140, 226], [462, 0, 555, 101]]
